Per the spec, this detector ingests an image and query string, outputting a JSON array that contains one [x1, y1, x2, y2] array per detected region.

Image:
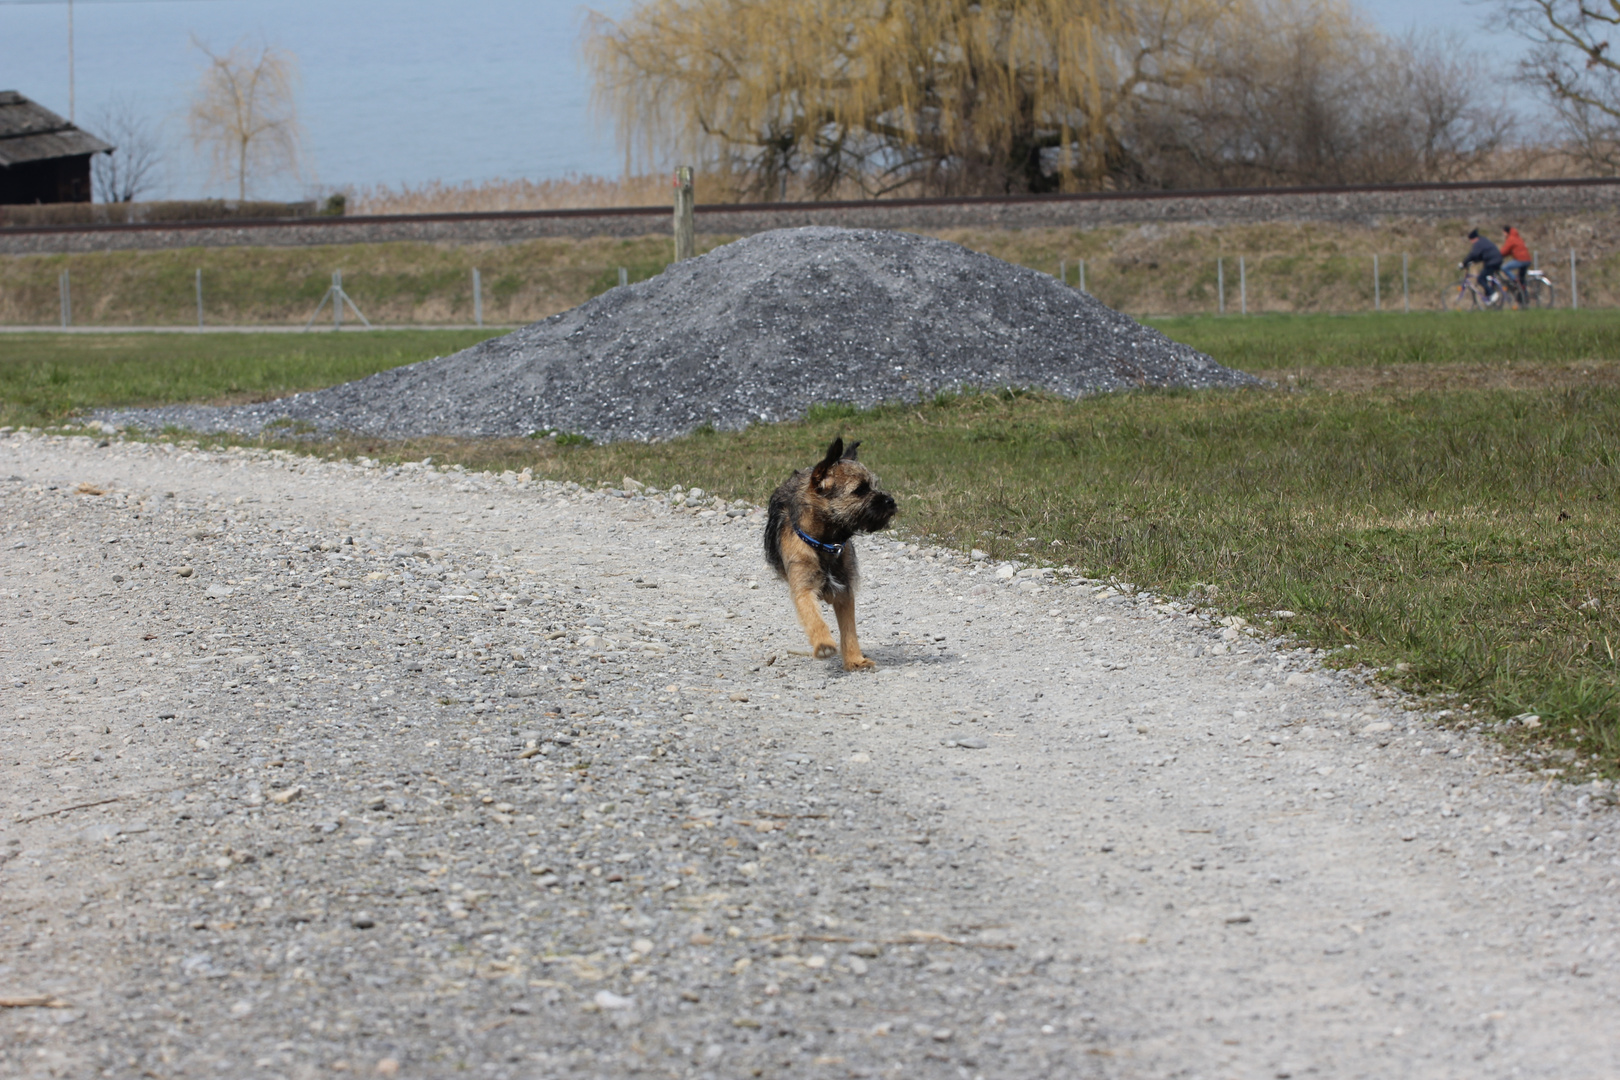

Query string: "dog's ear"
[[811, 437, 844, 487], [840, 440, 861, 461]]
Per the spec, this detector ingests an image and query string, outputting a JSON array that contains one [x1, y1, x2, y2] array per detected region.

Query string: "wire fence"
[[1051, 251, 1592, 316], [1, 251, 1609, 330]]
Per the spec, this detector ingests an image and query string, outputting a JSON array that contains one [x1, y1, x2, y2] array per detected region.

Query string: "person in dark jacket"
[[1462, 228, 1503, 303]]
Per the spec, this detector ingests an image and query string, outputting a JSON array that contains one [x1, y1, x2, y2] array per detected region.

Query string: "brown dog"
[[764, 438, 898, 670]]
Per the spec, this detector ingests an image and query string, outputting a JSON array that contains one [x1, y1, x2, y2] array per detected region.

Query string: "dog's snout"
[[867, 491, 898, 529]]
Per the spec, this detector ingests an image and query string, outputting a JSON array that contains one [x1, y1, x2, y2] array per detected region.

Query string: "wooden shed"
[[0, 91, 113, 205]]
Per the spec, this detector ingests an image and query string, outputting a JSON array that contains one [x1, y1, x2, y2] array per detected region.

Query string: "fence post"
[[1059, 259, 1066, 284], [673, 166, 695, 261], [1373, 254, 1380, 312], [1402, 254, 1409, 313], [1239, 256, 1247, 316], [472, 268, 483, 328], [1570, 250, 1579, 310], [58, 268, 71, 328], [195, 268, 203, 329], [1078, 259, 1085, 292], [333, 270, 344, 330], [1217, 258, 1225, 315], [618, 267, 628, 288]]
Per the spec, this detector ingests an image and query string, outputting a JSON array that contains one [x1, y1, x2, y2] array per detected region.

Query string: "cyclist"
[[1461, 228, 1504, 304], [1500, 224, 1531, 294]]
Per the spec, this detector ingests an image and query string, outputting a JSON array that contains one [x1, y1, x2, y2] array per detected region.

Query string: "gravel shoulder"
[[2, 431, 1617, 1080]]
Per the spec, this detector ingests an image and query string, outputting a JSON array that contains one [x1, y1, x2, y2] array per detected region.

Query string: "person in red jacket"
[[1501, 225, 1531, 292]]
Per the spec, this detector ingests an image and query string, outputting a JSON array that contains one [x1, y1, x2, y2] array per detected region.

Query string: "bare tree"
[[1122, 9, 1511, 189], [1495, 0, 1620, 170], [186, 37, 305, 200], [87, 98, 164, 203]]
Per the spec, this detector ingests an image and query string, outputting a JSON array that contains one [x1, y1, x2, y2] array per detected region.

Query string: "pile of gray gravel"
[[104, 226, 1258, 442]]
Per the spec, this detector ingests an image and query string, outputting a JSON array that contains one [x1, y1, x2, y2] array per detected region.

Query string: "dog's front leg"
[[787, 563, 838, 659], [831, 588, 873, 670]]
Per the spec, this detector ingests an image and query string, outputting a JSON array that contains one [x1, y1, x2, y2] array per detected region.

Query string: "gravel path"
[[2, 431, 1617, 1080], [99, 228, 1256, 443]]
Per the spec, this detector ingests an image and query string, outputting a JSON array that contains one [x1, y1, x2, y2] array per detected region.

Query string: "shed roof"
[[0, 91, 113, 168]]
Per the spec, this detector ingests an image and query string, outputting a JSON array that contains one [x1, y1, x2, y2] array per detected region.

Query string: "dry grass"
[[348, 174, 680, 215], [6, 214, 1620, 328], [940, 213, 1619, 315], [345, 172, 912, 215]]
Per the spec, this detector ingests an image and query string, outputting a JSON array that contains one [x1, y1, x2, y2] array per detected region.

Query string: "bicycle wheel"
[[1527, 276, 1555, 309], [1444, 283, 1478, 311]]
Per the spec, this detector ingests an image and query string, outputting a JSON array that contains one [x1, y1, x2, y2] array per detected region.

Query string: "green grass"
[[0, 330, 503, 428], [1145, 309, 1620, 371], [6, 312, 1620, 777]]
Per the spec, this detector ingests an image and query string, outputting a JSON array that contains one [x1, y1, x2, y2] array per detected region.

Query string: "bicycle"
[[1445, 266, 1504, 311], [1447, 264, 1558, 310], [1499, 265, 1557, 309]]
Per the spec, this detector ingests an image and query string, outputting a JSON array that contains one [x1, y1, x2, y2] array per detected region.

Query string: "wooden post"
[[195, 268, 203, 328], [1078, 259, 1086, 292], [334, 270, 344, 330], [472, 268, 483, 328], [1217, 258, 1224, 314], [1373, 254, 1380, 312], [1402, 254, 1409, 313], [1571, 250, 1579, 310], [673, 166, 695, 262], [1239, 256, 1247, 316], [59, 269, 71, 328]]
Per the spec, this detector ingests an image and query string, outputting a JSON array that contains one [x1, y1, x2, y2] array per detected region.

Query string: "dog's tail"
[[764, 487, 790, 579]]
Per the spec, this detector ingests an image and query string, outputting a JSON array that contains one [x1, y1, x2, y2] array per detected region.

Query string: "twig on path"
[[0, 995, 72, 1008], [793, 931, 1017, 951], [14, 779, 208, 824], [14, 794, 124, 823]]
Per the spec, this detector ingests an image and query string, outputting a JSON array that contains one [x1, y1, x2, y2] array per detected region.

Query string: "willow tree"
[[583, 0, 1228, 198]]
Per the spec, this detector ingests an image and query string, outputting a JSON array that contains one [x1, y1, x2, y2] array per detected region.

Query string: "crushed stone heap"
[[106, 227, 1259, 442]]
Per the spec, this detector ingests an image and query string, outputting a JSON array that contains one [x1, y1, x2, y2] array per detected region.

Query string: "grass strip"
[[1148, 310, 1620, 373], [0, 330, 503, 428]]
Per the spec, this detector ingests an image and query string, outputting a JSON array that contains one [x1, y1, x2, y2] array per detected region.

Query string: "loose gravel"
[[3, 430, 1618, 1079], [100, 227, 1258, 442]]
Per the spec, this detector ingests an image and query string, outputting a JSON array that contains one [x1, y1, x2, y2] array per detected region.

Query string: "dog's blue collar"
[[794, 526, 845, 558]]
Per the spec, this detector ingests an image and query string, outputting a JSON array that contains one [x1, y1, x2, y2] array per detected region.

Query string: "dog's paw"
[[813, 643, 838, 659], [842, 655, 876, 671]]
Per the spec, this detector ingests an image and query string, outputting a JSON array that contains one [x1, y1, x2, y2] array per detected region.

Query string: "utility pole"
[[67, 0, 76, 122], [673, 166, 695, 262]]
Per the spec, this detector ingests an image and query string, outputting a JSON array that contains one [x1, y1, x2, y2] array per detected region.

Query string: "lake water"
[[3, 0, 633, 200], [1, 0, 1527, 202]]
